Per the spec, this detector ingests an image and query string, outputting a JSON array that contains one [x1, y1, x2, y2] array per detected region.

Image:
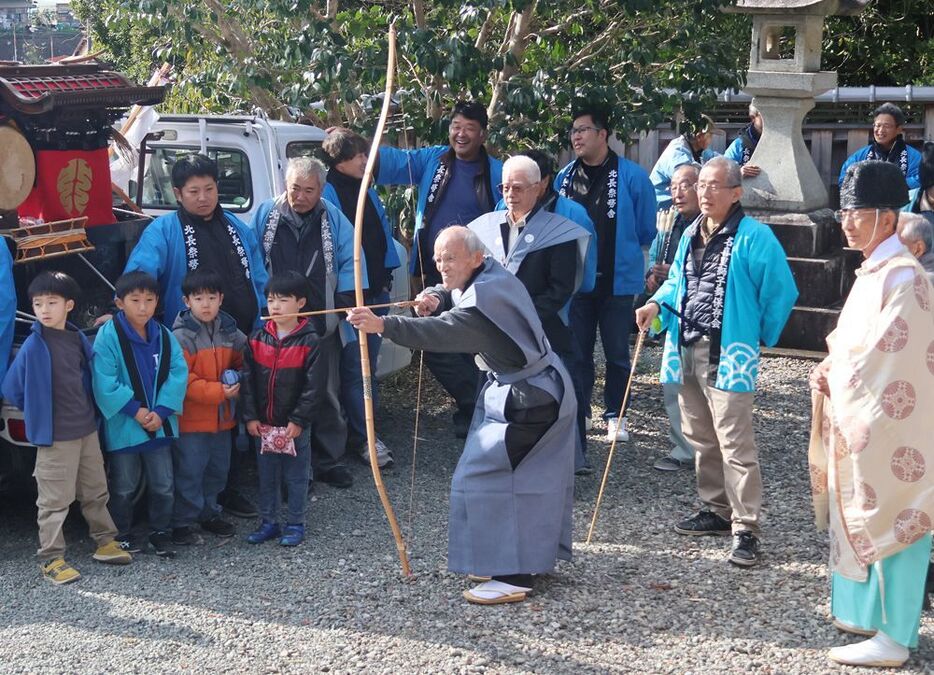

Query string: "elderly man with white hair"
[[250, 156, 362, 489], [468, 154, 592, 473], [349, 226, 577, 606], [897, 211, 934, 281]]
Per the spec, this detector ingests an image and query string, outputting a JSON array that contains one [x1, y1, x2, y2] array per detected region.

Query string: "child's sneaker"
[[246, 521, 281, 544], [115, 535, 142, 554], [41, 558, 81, 585], [279, 523, 305, 547], [200, 515, 235, 538], [92, 541, 133, 564], [171, 526, 202, 546], [149, 531, 177, 558]]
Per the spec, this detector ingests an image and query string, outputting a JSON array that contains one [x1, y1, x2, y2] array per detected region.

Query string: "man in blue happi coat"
[[555, 104, 656, 446], [839, 102, 922, 190], [375, 100, 503, 438], [636, 157, 797, 568]]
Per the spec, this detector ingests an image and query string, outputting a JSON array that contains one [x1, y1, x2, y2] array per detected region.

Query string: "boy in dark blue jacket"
[[2, 272, 132, 584]]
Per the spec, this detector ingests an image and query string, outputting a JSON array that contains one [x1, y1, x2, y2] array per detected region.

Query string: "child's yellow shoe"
[[41, 558, 81, 585], [92, 540, 133, 565]]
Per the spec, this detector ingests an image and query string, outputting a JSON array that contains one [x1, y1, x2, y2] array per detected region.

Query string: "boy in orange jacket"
[[170, 268, 247, 544]]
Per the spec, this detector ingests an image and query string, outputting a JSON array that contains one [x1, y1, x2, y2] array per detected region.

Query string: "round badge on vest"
[[524, 233, 535, 244]]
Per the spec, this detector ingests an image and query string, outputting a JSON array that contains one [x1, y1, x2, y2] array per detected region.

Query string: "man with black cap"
[[809, 160, 934, 669]]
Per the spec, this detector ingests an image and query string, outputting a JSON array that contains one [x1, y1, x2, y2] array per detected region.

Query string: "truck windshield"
[[139, 146, 253, 213]]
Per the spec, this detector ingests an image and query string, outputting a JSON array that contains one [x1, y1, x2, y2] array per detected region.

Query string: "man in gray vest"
[[250, 157, 361, 489], [467, 155, 591, 473], [348, 226, 576, 605]]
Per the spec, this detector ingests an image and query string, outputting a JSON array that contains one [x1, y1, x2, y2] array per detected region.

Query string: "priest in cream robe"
[[809, 160, 934, 668]]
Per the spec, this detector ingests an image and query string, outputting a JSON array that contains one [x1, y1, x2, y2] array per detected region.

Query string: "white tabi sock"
[[829, 630, 909, 668], [469, 580, 532, 600]]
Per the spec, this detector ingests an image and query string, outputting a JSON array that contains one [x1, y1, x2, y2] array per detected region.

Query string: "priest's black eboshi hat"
[[919, 141, 934, 191], [839, 160, 909, 210]]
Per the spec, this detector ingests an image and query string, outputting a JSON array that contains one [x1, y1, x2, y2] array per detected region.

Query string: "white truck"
[[0, 111, 412, 490], [123, 112, 413, 378]]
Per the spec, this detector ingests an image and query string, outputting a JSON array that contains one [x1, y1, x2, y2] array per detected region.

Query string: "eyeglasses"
[[835, 208, 879, 223], [873, 123, 897, 131], [569, 126, 600, 136], [669, 182, 697, 194], [498, 183, 532, 194], [695, 182, 739, 193]]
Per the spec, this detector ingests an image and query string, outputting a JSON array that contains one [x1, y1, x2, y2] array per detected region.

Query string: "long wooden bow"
[[352, 22, 411, 577]]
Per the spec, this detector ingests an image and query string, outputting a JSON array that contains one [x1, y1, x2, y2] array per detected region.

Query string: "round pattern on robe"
[[849, 533, 878, 563], [856, 481, 878, 510], [838, 416, 871, 455], [809, 463, 827, 495], [915, 275, 931, 311], [875, 316, 909, 353], [881, 380, 916, 420], [894, 508, 933, 545], [927, 340, 934, 376], [890, 446, 926, 482]]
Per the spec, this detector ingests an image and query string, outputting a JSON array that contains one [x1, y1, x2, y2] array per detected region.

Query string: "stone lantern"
[[726, 0, 868, 212], [725, 1, 870, 351]]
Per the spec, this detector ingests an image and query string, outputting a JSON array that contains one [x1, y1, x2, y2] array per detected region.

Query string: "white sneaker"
[[374, 439, 394, 469], [606, 416, 629, 442], [828, 631, 908, 668], [359, 439, 394, 469], [584, 417, 593, 432]]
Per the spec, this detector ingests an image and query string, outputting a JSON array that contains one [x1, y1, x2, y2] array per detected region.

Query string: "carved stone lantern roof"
[[727, 0, 868, 15]]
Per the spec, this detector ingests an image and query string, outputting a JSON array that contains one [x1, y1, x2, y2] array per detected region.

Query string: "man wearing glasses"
[[468, 155, 592, 471], [838, 102, 922, 190], [646, 163, 701, 474], [635, 157, 797, 567], [555, 105, 656, 444], [809, 161, 933, 668]]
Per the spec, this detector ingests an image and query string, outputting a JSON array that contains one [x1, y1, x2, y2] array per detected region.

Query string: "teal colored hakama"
[[831, 534, 932, 648]]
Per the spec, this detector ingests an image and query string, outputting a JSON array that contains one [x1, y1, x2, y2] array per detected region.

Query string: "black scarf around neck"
[[867, 135, 910, 177]]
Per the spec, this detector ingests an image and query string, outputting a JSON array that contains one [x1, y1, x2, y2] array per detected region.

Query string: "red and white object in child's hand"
[[258, 424, 296, 456]]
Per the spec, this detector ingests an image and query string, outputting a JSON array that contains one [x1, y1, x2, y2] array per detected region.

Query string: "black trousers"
[[310, 331, 349, 473], [423, 350, 480, 416]]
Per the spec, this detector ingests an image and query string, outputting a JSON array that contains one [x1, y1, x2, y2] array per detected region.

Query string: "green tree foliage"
[[71, 0, 750, 149], [823, 0, 934, 86]]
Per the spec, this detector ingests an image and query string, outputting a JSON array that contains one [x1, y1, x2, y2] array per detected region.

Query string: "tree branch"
[[474, 8, 496, 50], [487, 2, 537, 124]]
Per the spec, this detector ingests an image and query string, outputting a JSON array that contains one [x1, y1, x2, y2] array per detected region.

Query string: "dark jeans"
[[555, 345, 589, 470], [107, 446, 174, 537], [172, 431, 231, 528], [340, 293, 388, 445], [256, 429, 312, 525], [423, 350, 480, 417], [570, 287, 635, 420], [310, 331, 349, 473]]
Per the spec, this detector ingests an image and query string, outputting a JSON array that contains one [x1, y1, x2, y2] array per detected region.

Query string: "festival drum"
[[0, 124, 36, 211]]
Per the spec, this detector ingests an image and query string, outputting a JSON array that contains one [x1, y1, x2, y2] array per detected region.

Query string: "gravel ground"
[[0, 344, 931, 673]]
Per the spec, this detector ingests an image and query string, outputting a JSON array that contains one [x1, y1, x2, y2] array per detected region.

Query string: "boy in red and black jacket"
[[241, 271, 325, 547]]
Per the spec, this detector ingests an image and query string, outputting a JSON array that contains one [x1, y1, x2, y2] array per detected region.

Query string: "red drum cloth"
[[18, 148, 115, 226]]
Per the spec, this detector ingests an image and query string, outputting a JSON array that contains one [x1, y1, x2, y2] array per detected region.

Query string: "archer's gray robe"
[[381, 258, 576, 575]]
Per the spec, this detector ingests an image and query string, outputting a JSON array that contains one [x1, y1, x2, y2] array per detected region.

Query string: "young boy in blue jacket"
[[2, 271, 132, 584], [92, 271, 188, 557]]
